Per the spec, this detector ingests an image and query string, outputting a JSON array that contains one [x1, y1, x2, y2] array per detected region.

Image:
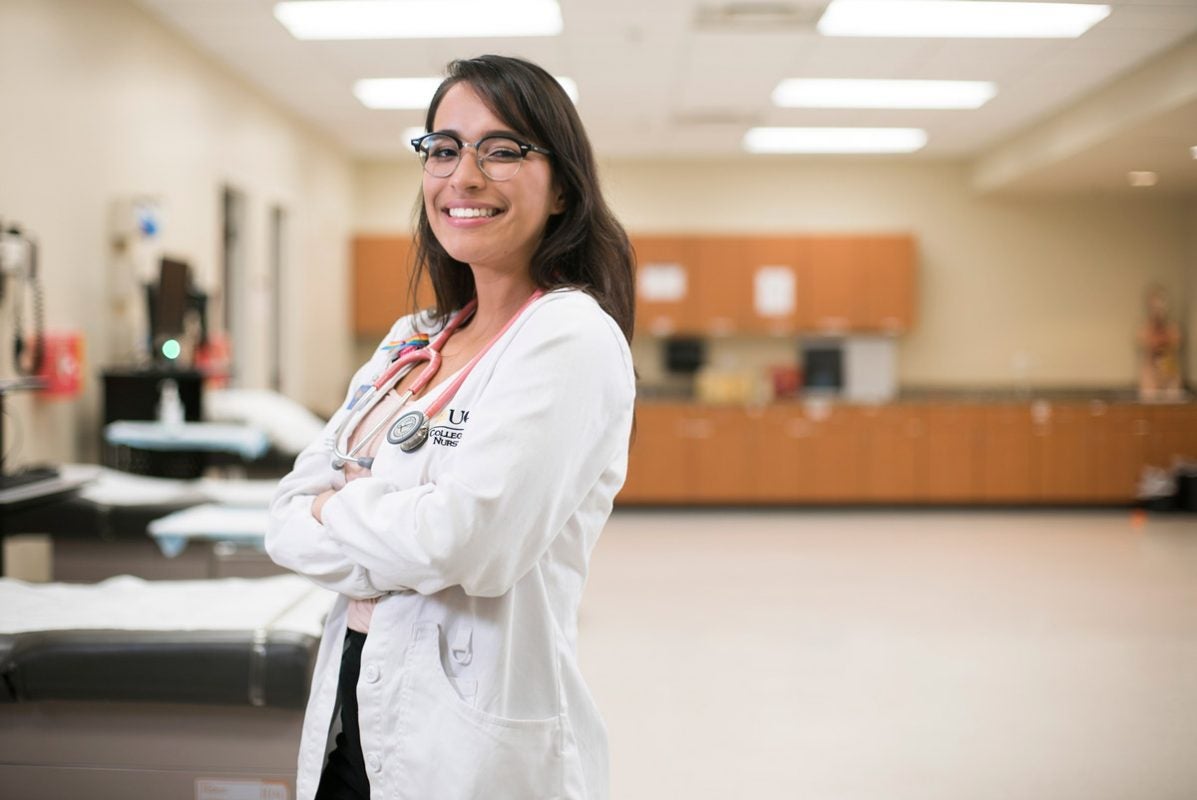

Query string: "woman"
[[266, 55, 635, 800]]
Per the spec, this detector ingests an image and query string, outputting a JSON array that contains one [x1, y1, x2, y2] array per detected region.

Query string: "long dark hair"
[[409, 55, 635, 342]]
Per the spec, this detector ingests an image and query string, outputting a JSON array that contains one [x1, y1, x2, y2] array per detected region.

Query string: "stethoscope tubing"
[[329, 290, 543, 468]]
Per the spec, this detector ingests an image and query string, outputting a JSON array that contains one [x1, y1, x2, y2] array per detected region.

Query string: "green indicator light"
[[162, 339, 182, 360]]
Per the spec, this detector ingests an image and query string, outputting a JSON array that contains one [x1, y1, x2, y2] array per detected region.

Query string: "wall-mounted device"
[[0, 220, 45, 378], [145, 257, 208, 366]]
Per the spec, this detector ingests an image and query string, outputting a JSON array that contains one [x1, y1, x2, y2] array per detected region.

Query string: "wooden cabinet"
[[858, 235, 916, 333], [352, 235, 432, 337], [1033, 403, 1091, 502], [751, 406, 816, 502], [692, 237, 755, 335], [802, 405, 866, 502], [1149, 404, 1197, 468], [615, 401, 1191, 506], [923, 404, 982, 502], [631, 236, 697, 336], [977, 405, 1036, 502], [689, 407, 757, 502], [630, 233, 916, 337], [861, 406, 926, 502], [805, 236, 864, 332], [1089, 403, 1149, 503], [740, 237, 808, 335], [621, 403, 690, 503]]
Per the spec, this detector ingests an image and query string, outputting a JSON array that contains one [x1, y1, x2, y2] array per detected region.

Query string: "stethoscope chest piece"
[[387, 409, 427, 448], [399, 421, 430, 453]]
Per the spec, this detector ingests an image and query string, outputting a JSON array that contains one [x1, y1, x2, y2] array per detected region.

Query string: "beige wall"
[[0, 0, 354, 466], [354, 158, 1191, 390]]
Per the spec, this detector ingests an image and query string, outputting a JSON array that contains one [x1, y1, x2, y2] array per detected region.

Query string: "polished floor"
[[580, 509, 1197, 800]]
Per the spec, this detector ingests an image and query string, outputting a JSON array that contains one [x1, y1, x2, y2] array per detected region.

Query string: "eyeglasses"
[[411, 132, 553, 181]]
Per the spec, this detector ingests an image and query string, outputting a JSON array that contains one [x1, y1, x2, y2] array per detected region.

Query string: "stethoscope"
[[329, 290, 544, 469]]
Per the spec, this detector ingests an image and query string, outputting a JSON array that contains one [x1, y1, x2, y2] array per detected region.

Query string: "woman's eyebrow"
[[431, 128, 525, 141]]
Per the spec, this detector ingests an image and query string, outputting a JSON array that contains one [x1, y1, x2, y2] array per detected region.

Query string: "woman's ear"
[[551, 184, 566, 215]]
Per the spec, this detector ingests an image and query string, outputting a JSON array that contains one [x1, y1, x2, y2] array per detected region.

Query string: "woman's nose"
[[451, 146, 487, 188]]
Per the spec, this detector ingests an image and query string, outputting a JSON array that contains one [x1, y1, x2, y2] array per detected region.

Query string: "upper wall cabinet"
[[631, 236, 699, 336], [630, 233, 917, 336], [352, 236, 434, 337]]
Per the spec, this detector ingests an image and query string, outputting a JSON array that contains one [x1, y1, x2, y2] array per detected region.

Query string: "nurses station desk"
[[0, 574, 335, 800]]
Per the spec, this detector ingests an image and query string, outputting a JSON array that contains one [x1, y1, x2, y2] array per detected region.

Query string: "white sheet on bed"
[[0, 574, 335, 637], [204, 388, 325, 456], [146, 504, 270, 557], [70, 466, 277, 508]]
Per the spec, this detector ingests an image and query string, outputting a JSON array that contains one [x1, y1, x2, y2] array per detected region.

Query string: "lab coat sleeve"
[[318, 294, 635, 598], [264, 320, 417, 599]]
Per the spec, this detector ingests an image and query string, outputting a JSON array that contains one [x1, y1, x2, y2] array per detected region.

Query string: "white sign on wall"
[[754, 266, 796, 317], [638, 263, 687, 302]]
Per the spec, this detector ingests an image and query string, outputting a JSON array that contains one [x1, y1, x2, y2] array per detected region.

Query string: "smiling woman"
[[411, 56, 634, 339], [266, 54, 637, 800]]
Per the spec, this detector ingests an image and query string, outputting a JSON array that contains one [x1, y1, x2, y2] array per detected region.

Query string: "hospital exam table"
[[0, 573, 334, 800], [4, 465, 282, 582]]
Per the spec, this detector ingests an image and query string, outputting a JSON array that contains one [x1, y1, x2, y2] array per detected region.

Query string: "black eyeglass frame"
[[409, 132, 554, 180]]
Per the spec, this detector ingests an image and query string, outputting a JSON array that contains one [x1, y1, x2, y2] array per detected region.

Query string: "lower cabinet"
[[618, 401, 1196, 505]]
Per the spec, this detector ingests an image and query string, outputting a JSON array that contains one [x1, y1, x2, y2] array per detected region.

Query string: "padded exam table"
[[6, 466, 282, 582], [0, 574, 335, 800]]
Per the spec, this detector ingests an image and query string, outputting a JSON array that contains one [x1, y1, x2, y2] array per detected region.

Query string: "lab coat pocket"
[[396, 623, 563, 800]]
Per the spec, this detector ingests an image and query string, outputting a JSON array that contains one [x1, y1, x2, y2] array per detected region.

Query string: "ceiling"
[[134, 0, 1197, 193]]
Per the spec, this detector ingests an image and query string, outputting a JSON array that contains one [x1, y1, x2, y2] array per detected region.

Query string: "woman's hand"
[[311, 489, 337, 523]]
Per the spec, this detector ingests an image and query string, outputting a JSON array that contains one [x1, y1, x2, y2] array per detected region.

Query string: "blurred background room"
[[1, 1, 1195, 798]]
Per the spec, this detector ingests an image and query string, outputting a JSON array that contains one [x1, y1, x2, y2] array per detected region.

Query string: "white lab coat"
[[266, 289, 634, 800]]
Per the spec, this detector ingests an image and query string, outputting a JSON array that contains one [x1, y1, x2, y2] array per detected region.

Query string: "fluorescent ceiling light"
[[773, 79, 996, 109], [356, 76, 578, 109], [743, 127, 928, 154], [355, 78, 443, 109], [274, 0, 563, 40], [817, 0, 1111, 38]]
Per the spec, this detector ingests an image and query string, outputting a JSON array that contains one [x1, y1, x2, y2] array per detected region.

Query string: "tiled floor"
[[579, 509, 1197, 800]]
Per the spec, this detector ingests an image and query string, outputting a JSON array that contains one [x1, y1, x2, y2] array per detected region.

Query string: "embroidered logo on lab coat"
[[429, 408, 470, 447]]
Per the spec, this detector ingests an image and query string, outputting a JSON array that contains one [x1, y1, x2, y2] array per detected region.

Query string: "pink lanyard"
[[418, 288, 544, 420], [371, 298, 478, 405], [370, 289, 546, 456]]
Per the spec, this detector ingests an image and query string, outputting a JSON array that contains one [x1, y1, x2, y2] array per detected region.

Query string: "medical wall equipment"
[[329, 289, 543, 467], [0, 220, 45, 378], [107, 196, 162, 363]]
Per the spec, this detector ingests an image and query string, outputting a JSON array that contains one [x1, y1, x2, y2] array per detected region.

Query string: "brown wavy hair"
[[408, 55, 634, 342]]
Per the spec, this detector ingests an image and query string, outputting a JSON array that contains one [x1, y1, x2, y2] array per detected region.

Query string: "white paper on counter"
[[754, 266, 796, 317], [638, 263, 687, 302]]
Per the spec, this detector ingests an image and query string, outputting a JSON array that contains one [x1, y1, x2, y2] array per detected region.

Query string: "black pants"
[[316, 629, 371, 800]]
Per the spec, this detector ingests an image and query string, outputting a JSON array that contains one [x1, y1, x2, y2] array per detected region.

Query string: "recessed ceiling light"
[[355, 78, 444, 110], [274, 0, 563, 40], [773, 79, 997, 109], [1127, 171, 1158, 187], [743, 127, 928, 154], [817, 0, 1111, 38], [1190, 146, 1197, 160], [356, 76, 578, 110]]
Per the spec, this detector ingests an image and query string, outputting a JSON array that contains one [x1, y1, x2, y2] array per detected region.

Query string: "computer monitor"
[[156, 258, 189, 338], [145, 257, 191, 364]]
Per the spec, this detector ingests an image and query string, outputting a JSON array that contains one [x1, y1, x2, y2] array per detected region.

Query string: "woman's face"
[[423, 83, 563, 278]]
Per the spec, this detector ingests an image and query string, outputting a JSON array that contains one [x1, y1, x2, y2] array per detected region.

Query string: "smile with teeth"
[[448, 207, 501, 218]]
